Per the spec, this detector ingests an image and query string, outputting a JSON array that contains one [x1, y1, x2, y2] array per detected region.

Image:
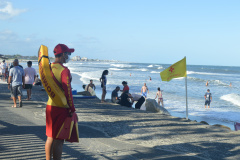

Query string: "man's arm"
[[61, 69, 75, 113], [86, 84, 90, 91], [22, 76, 25, 88], [8, 76, 12, 89]]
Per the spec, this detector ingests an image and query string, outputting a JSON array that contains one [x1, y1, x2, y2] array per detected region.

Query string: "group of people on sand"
[[99, 70, 164, 108], [5, 60, 43, 108]]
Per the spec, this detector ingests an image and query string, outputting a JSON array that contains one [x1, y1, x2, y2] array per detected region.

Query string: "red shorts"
[[46, 105, 69, 139]]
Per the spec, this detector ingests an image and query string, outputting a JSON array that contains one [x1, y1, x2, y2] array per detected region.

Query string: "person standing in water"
[[155, 87, 163, 107], [100, 70, 108, 103], [204, 89, 212, 108], [141, 83, 149, 98]]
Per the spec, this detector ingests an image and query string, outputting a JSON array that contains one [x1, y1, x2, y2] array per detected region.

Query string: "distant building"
[[81, 57, 88, 61], [72, 56, 81, 61]]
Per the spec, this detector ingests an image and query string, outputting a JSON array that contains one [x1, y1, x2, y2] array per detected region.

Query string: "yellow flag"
[[160, 57, 186, 81]]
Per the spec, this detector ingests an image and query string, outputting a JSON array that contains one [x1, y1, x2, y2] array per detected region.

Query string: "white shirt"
[[24, 67, 37, 84], [0, 62, 6, 73]]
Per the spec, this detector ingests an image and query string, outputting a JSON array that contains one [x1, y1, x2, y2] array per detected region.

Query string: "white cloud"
[[0, 1, 27, 20], [0, 30, 56, 56]]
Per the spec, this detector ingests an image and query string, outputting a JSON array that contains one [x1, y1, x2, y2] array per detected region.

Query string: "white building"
[[72, 56, 81, 61], [81, 57, 88, 61]]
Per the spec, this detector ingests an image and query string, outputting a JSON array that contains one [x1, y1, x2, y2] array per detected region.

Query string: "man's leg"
[[52, 139, 64, 160], [18, 96, 22, 107], [12, 97, 17, 107], [45, 137, 53, 160], [29, 89, 32, 99], [27, 89, 30, 100]]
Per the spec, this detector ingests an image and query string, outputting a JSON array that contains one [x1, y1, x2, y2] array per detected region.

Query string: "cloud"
[[0, 30, 56, 56], [0, 1, 27, 20]]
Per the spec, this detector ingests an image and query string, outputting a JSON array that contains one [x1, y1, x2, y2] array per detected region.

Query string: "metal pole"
[[185, 74, 188, 120]]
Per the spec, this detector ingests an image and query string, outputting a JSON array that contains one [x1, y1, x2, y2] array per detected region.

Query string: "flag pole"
[[185, 57, 188, 120]]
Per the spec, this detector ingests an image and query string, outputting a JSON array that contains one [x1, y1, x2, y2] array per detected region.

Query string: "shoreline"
[[69, 72, 236, 131]]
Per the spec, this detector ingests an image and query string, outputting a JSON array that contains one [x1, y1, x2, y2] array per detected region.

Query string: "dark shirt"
[[111, 89, 119, 100], [119, 93, 132, 108], [205, 92, 212, 101]]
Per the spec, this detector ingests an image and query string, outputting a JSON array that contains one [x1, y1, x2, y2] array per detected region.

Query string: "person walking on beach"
[[45, 44, 79, 160], [0, 60, 6, 81], [204, 89, 212, 108], [155, 87, 164, 107], [141, 83, 149, 98], [24, 61, 37, 100], [8, 59, 25, 108], [100, 70, 108, 103], [86, 79, 96, 91]]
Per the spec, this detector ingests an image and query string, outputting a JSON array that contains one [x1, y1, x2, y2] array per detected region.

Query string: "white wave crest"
[[109, 68, 124, 71], [157, 66, 163, 69], [220, 93, 240, 107], [141, 68, 148, 71], [150, 71, 159, 74], [110, 64, 132, 68], [187, 71, 233, 76], [147, 65, 153, 67]]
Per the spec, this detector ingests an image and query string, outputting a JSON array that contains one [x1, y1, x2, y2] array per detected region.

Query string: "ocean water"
[[27, 61, 240, 130]]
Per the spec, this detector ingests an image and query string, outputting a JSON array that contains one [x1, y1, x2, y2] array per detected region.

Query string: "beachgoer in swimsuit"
[[155, 87, 163, 107], [100, 70, 108, 103], [141, 83, 149, 98]]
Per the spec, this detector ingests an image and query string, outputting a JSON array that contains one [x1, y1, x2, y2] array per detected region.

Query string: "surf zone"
[[39, 62, 56, 98]]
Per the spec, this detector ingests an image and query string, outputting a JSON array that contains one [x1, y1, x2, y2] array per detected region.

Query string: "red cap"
[[53, 44, 75, 55]]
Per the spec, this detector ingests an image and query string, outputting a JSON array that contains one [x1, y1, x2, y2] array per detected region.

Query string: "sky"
[[0, 0, 240, 66]]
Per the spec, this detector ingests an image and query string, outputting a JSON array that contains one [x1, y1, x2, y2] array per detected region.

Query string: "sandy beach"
[[0, 81, 240, 159]]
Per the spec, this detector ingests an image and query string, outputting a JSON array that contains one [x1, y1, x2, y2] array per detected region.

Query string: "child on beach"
[[155, 87, 163, 107]]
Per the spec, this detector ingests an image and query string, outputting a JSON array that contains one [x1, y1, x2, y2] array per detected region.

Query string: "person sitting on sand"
[[141, 83, 149, 98], [86, 79, 96, 91], [111, 86, 120, 103], [204, 89, 212, 109], [33, 75, 42, 86], [120, 81, 129, 94], [119, 93, 133, 108], [155, 87, 163, 107]]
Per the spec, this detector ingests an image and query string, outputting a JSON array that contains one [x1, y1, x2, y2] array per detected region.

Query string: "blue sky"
[[0, 0, 240, 66]]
